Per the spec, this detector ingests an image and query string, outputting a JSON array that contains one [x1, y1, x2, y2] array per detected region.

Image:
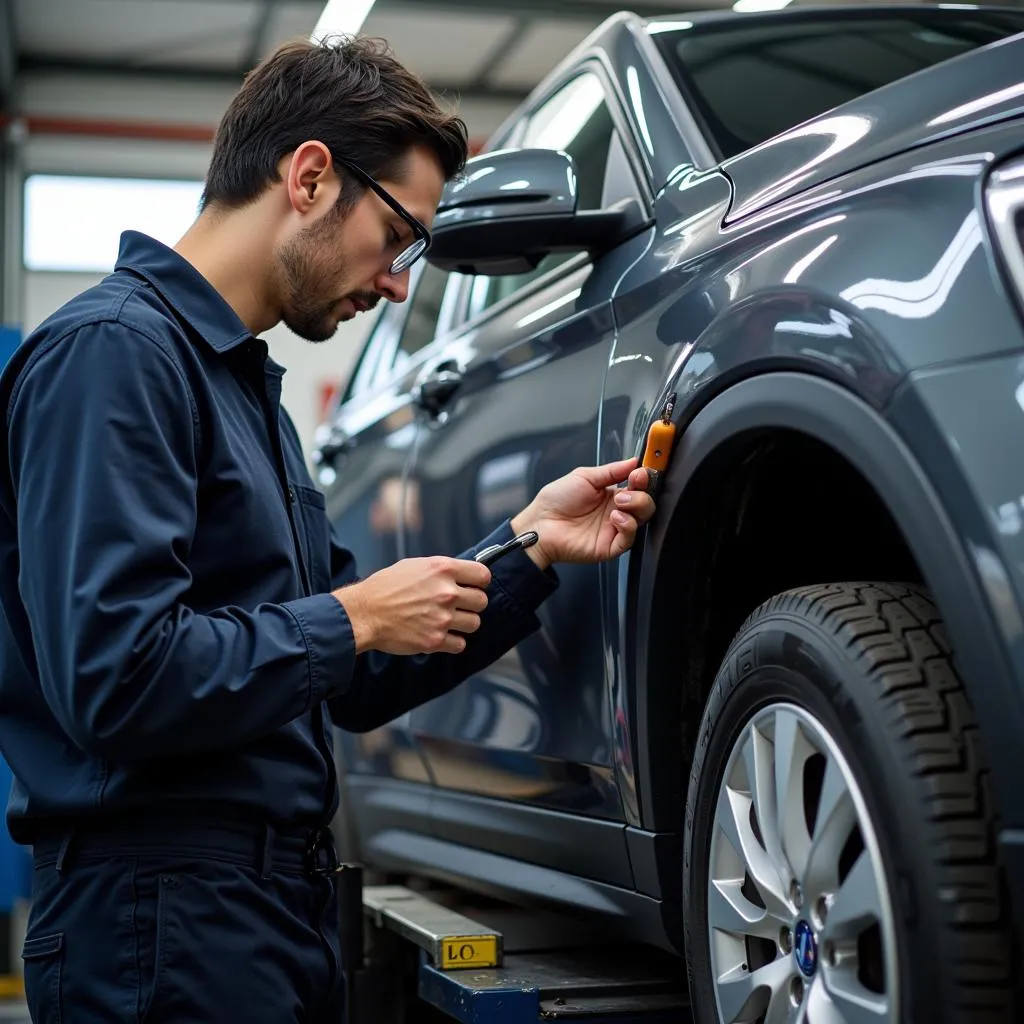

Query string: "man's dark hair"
[[201, 35, 469, 211]]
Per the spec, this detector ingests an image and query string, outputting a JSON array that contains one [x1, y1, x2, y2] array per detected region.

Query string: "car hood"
[[721, 29, 1024, 222]]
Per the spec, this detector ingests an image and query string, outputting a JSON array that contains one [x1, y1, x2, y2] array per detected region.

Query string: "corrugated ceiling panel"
[[360, 8, 517, 86], [16, 0, 258, 65]]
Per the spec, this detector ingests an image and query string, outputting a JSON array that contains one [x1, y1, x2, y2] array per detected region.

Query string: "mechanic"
[[0, 34, 655, 1024]]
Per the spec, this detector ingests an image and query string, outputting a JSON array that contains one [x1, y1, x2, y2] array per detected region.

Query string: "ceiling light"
[[733, 0, 793, 10], [311, 0, 376, 41]]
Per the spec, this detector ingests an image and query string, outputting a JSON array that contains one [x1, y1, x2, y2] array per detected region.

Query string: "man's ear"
[[283, 141, 336, 214]]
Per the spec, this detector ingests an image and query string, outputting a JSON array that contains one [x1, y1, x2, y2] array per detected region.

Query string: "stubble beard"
[[278, 204, 348, 344]]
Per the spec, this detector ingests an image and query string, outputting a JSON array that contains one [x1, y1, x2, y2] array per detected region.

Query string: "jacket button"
[[287, 486, 296, 502]]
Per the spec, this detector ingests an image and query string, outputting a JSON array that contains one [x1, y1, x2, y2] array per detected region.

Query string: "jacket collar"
[[114, 230, 254, 354]]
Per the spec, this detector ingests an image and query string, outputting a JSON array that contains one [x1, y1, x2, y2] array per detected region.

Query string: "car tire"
[[682, 582, 1018, 1024]]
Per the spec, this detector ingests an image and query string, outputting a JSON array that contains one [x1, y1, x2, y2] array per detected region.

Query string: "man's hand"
[[333, 557, 491, 656], [511, 457, 656, 570]]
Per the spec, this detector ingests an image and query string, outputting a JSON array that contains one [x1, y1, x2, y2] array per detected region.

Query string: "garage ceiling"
[[3, 0, 734, 108]]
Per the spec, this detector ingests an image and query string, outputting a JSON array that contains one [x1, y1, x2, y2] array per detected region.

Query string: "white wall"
[[22, 271, 104, 326]]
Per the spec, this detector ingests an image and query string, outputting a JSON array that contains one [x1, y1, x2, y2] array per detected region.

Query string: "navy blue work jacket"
[[0, 231, 558, 843]]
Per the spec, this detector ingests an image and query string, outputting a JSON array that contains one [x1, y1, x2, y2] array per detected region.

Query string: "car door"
[[402, 67, 654, 862], [314, 258, 465, 787]]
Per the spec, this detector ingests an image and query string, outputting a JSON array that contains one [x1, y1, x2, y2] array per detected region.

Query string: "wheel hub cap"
[[793, 919, 817, 978], [705, 702, 898, 1023]]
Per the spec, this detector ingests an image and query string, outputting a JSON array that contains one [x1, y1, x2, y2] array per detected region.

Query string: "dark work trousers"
[[21, 817, 345, 1023]]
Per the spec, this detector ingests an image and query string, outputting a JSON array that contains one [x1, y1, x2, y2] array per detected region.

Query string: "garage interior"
[[2, 0, 1024, 1021], [0, 0, 705, 457]]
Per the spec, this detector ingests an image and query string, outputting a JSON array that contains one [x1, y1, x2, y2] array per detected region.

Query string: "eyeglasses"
[[335, 157, 432, 276]]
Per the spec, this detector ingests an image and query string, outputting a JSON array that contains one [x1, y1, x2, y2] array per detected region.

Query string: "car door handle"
[[414, 365, 463, 416], [312, 428, 351, 468]]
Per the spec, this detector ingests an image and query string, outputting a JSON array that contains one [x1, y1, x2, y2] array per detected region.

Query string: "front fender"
[[628, 370, 1024, 849]]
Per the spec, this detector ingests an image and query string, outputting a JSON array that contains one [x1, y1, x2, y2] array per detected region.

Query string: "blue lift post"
[[342, 871, 692, 1024], [0, 316, 29, 1003], [0, 756, 30, 1002], [0, 333, 29, 1004]]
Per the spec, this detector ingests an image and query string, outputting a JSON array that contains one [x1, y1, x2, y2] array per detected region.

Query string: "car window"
[[463, 69, 640, 322], [339, 263, 462, 403], [652, 9, 1024, 160], [340, 301, 405, 403], [372, 263, 466, 389], [391, 262, 454, 377]]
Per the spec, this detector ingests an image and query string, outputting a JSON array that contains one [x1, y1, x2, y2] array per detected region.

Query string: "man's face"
[[276, 145, 445, 343]]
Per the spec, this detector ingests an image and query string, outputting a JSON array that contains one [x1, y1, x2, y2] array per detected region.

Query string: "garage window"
[[23, 174, 204, 272]]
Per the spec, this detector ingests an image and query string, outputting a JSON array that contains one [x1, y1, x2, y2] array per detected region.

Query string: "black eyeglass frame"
[[335, 157, 432, 276]]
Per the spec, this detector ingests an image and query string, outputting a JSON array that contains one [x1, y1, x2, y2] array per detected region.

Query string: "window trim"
[[449, 61, 648, 331], [530, 58, 657, 210], [588, 53, 661, 211], [638, 22, 719, 172]]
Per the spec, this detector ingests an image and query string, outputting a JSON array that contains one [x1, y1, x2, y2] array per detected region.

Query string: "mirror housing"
[[426, 148, 651, 277]]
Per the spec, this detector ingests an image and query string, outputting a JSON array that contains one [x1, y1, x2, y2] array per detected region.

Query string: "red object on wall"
[[319, 379, 341, 421]]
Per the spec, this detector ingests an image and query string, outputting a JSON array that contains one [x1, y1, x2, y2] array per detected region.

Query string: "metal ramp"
[[340, 867, 692, 1023]]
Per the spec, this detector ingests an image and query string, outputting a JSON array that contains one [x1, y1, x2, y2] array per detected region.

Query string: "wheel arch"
[[629, 371, 1016, 836]]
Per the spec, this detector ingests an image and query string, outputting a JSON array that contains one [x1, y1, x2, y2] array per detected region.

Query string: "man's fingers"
[[449, 610, 482, 635], [613, 489, 656, 524], [609, 508, 639, 553], [439, 634, 468, 655], [578, 456, 639, 490], [456, 585, 489, 614], [627, 467, 651, 492], [449, 558, 493, 589]]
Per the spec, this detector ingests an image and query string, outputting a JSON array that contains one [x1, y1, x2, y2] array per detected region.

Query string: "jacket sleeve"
[[8, 323, 357, 761], [326, 519, 559, 733]]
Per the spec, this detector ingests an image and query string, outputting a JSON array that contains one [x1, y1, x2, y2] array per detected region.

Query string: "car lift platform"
[[337, 866, 692, 1023]]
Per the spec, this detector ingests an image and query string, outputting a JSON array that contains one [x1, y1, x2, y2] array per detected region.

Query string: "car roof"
[[643, 3, 1024, 31]]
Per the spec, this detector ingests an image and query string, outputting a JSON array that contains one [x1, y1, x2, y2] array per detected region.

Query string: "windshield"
[[652, 9, 1024, 159]]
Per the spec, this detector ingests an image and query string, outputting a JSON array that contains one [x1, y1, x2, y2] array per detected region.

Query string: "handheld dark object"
[[474, 531, 539, 567]]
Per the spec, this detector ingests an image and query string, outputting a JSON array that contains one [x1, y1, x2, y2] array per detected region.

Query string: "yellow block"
[[0, 974, 25, 999], [439, 934, 499, 970]]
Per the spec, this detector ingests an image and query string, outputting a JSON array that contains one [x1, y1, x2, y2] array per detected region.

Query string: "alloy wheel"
[[707, 702, 898, 1024]]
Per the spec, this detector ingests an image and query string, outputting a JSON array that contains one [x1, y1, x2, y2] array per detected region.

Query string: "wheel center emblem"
[[794, 919, 818, 977]]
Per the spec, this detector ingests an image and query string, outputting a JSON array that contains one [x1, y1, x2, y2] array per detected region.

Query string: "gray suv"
[[315, 7, 1024, 1021]]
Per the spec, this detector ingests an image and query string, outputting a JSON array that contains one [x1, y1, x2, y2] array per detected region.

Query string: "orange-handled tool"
[[641, 392, 677, 494]]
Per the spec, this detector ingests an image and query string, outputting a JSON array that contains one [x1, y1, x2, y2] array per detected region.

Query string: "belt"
[[29, 812, 341, 879]]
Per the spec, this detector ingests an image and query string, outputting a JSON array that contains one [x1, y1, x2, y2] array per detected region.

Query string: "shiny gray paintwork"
[[606, 117, 1024, 849], [319, 5, 1024, 950]]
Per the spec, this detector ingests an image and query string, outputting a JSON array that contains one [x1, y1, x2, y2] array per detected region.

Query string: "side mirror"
[[426, 148, 651, 277]]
